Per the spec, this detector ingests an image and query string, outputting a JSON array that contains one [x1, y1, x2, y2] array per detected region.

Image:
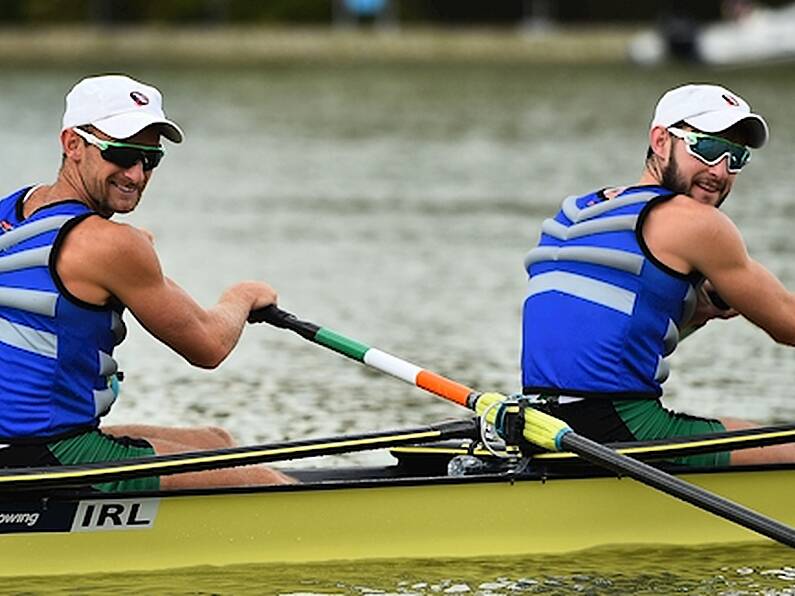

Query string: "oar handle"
[[249, 304, 291, 326], [249, 305, 318, 341]]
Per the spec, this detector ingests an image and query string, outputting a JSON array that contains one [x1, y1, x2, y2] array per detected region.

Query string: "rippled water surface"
[[7, 544, 795, 595], [4, 59, 795, 590]]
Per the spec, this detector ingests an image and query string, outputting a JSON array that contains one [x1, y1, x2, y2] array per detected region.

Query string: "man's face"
[[74, 127, 161, 217], [658, 126, 742, 207]]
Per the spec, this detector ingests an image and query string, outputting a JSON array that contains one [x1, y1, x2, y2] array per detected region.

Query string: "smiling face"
[[647, 125, 744, 207], [62, 126, 161, 217]]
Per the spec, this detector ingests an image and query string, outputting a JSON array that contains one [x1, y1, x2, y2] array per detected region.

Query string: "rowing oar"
[[251, 305, 795, 548], [0, 419, 477, 491]]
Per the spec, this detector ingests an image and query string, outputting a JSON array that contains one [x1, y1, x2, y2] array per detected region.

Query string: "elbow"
[[767, 328, 795, 347], [188, 357, 222, 370], [184, 347, 229, 369]]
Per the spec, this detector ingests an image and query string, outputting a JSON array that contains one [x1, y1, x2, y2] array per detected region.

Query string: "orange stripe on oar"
[[416, 370, 474, 406]]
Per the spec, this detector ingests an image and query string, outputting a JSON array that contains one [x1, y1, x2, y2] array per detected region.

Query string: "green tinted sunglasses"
[[667, 127, 751, 173], [73, 128, 165, 171]]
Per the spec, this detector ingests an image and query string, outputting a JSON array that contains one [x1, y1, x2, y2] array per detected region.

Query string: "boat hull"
[[0, 464, 792, 577]]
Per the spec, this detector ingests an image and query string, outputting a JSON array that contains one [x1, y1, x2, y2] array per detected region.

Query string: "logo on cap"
[[722, 94, 740, 107], [130, 91, 150, 106]]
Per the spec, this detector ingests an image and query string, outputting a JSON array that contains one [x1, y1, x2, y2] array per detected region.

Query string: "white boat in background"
[[629, 2, 795, 66]]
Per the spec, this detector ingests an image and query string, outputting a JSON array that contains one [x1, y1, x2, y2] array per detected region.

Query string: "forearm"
[[187, 281, 277, 368], [134, 279, 276, 369], [201, 285, 263, 363]]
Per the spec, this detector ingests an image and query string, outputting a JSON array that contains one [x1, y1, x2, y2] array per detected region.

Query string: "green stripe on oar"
[[252, 305, 795, 549], [316, 328, 370, 361]]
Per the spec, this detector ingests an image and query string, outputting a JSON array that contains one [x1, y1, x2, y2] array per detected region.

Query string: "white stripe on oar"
[[252, 305, 795, 549], [364, 349, 422, 384]]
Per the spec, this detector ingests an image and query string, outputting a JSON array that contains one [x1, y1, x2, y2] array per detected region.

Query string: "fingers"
[[244, 281, 278, 311]]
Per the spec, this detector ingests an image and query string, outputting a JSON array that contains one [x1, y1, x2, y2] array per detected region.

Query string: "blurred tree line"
[[0, 0, 792, 25]]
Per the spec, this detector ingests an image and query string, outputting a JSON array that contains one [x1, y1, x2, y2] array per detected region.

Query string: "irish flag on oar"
[[257, 307, 475, 408], [250, 305, 795, 548]]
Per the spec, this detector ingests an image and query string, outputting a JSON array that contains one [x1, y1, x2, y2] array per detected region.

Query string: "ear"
[[648, 126, 671, 160], [61, 128, 84, 161]]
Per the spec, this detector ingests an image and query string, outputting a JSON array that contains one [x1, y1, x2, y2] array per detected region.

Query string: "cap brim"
[[92, 111, 184, 144], [685, 112, 768, 148]]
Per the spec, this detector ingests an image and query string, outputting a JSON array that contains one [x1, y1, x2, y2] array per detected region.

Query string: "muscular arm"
[[56, 217, 276, 368], [645, 197, 795, 345]]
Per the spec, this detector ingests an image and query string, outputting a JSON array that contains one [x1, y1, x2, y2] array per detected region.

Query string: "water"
[[3, 61, 795, 590], [6, 544, 795, 594]]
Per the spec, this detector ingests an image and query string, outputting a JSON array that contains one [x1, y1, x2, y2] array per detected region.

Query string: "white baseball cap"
[[62, 74, 183, 143], [651, 84, 768, 148]]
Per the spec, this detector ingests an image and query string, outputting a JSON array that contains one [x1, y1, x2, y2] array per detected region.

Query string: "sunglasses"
[[667, 127, 751, 173], [72, 128, 165, 171]]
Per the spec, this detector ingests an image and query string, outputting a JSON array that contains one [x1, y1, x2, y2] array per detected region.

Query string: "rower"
[[0, 74, 293, 490], [521, 83, 795, 466]]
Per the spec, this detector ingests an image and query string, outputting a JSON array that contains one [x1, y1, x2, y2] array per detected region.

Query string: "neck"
[[638, 165, 662, 188], [24, 174, 91, 217]]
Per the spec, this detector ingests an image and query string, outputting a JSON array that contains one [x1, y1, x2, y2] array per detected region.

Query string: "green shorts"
[[539, 398, 730, 467], [47, 430, 160, 493]]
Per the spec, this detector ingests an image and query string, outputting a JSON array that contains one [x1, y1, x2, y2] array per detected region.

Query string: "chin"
[[690, 187, 721, 206], [111, 194, 142, 213]]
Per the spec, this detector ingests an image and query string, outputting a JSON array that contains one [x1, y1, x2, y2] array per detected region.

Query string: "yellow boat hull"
[[0, 465, 792, 577]]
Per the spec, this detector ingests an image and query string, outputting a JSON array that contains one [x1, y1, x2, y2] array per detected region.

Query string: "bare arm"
[[57, 217, 276, 368], [645, 197, 795, 345]]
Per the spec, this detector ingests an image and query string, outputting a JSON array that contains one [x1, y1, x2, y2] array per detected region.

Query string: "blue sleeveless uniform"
[[521, 185, 700, 399], [0, 187, 125, 442]]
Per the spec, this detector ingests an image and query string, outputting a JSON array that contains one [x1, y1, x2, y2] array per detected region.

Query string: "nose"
[[120, 160, 146, 182], [708, 156, 732, 176]]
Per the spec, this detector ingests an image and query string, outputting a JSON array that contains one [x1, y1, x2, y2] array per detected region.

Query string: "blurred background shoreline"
[[0, 25, 638, 66], [2, 0, 794, 68]]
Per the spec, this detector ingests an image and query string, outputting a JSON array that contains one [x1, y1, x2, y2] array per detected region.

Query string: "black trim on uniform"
[[0, 424, 98, 446], [0, 443, 62, 469], [635, 192, 702, 283], [593, 188, 610, 202], [95, 429, 153, 450], [595, 184, 671, 203], [49, 212, 113, 312], [17, 194, 90, 222], [535, 399, 636, 444], [522, 386, 660, 400], [13, 187, 34, 220]]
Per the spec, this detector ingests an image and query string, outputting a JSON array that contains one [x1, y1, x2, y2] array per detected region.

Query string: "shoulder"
[[64, 215, 152, 247], [645, 194, 736, 236], [643, 194, 747, 274], [59, 216, 160, 273]]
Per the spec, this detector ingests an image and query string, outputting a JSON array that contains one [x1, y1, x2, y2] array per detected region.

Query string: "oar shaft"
[[253, 305, 795, 549]]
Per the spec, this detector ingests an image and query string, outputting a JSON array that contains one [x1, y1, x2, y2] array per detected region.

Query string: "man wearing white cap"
[[0, 74, 292, 489], [521, 83, 795, 466]]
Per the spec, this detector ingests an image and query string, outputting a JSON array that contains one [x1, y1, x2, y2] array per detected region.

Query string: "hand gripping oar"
[[250, 305, 795, 548]]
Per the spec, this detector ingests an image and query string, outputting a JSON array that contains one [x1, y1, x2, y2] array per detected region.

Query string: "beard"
[[660, 149, 730, 207], [660, 151, 689, 196]]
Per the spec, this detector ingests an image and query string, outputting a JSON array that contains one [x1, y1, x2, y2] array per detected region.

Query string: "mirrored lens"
[[690, 137, 750, 172], [101, 146, 163, 171]]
